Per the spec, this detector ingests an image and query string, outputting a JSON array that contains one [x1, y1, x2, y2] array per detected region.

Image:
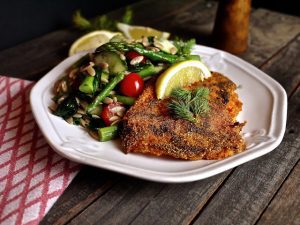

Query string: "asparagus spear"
[[137, 64, 165, 78], [95, 42, 181, 64], [98, 125, 118, 141], [113, 95, 135, 105], [86, 72, 125, 114], [130, 44, 179, 63]]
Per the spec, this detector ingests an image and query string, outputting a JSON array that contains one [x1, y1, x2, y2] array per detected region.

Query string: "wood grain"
[[192, 35, 300, 225], [67, 172, 230, 225], [241, 9, 300, 66], [257, 160, 300, 225], [149, 0, 218, 43], [40, 167, 119, 225], [259, 34, 300, 96], [129, 172, 230, 225], [67, 177, 165, 225], [0, 29, 80, 80]]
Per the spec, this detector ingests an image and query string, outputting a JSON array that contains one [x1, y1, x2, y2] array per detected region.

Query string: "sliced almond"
[[130, 56, 144, 65], [103, 97, 113, 104], [109, 115, 120, 122]]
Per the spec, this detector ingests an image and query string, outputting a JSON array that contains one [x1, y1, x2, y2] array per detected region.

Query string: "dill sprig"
[[72, 7, 133, 32], [191, 87, 210, 115], [168, 99, 196, 123], [168, 87, 210, 123]]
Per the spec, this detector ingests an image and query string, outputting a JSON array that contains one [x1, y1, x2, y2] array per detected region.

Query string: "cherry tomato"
[[119, 73, 144, 97], [101, 102, 124, 126], [126, 51, 147, 63]]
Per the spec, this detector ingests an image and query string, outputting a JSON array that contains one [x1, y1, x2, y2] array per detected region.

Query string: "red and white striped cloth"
[[0, 76, 80, 225]]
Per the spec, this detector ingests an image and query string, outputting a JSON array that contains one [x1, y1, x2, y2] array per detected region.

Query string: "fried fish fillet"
[[120, 72, 246, 160]]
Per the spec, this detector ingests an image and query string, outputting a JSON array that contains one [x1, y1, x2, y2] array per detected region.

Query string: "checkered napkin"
[[0, 76, 80, 225]]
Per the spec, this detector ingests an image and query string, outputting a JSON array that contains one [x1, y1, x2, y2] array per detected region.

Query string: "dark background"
[[0, 0, 299, 51]]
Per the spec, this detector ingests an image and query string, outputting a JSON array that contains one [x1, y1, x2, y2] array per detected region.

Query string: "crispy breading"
[[120, 72, 246, 160]]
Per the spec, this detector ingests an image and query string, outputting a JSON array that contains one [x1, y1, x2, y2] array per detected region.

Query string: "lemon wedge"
[[69, 30, 121, 56], [156, 60, 211, 99], [116, 23, 170, 40]]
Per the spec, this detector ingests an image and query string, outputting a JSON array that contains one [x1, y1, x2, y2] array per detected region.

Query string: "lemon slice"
[[117, 23, 170, 40], [69, 30, 121, 56], [156, 60, 211, 99]]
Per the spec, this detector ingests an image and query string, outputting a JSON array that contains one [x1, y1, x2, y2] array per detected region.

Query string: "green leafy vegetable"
[[88, 117, 106, 131], [168, 87, 210, 123], [72, 7, 133, 32], [54, 95, 79, 119]]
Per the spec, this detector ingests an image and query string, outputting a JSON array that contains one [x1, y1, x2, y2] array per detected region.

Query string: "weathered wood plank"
[[40, 167, 119, 225], [0, 29, 80, 80], [129, 172, 230, 225], [67, 172, 229, 225], [67, 176, 165, 225], [150, 0, 218, 43], [257, 160, 300, 225], [259, 34, 300, 96], [191, 35, 300, 225], [241, 9, 300, 66], [155, 7, 300, 67], [111, 0, 202, 26]]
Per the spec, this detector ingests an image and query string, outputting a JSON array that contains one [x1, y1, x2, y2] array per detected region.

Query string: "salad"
[[50, 35, 200, 141]]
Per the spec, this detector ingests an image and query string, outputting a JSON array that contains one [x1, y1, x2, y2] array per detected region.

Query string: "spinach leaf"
[[55, 95, 79, 119]]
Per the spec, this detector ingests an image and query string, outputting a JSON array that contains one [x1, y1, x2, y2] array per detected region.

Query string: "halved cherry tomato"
[[101, 102, 125, 126], [126, 51, 147, 64], [119, 73, 144, 97]]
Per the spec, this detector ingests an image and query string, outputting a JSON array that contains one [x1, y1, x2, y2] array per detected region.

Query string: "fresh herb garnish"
[[168, 87, 210, 123], [72, 7, 133, 32], [173, 37, 196, 57]]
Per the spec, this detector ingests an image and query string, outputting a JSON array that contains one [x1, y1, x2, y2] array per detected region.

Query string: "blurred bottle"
[[212, 0, 251, 54]]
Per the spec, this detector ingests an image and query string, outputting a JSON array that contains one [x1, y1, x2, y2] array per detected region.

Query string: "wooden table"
[[1, 0, 299, 224]]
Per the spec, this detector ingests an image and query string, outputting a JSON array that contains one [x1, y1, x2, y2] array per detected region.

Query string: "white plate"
[[30, 45, 287, 183]]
